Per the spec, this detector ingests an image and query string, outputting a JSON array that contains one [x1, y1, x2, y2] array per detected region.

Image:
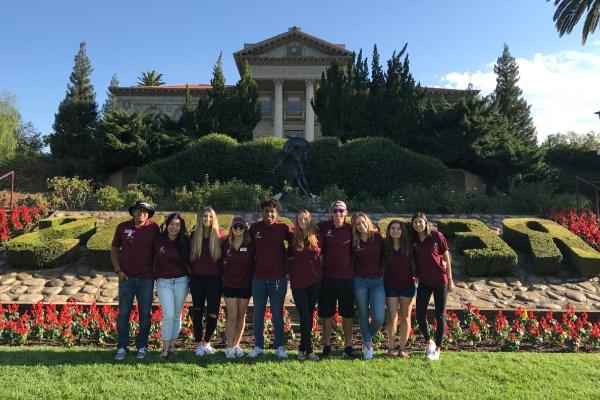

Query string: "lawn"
[[0, 347, 599, 399]]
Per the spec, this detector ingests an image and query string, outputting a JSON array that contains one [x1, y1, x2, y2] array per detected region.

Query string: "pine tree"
[[177, 84, 197, 134], [493, 44, 537, 145], [228, 60, 261, 142], [366, 45, 387, 136], [101, 74, 119, 115], [48, 42, 98, 161], [209, 52, 227, 132]]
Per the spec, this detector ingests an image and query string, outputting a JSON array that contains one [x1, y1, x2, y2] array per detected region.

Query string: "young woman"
[[289, 210, 322, 361], [189, 207, 224, 356], [383, 220, 415, 358], [154, 213, 190, 359], [351, 212, 385, 360], [221, 216, 255, 359], [411, 212, 454, 361]]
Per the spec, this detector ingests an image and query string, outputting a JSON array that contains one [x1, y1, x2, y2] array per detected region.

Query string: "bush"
[[494, 181, 585, 215], [121, 183, 163, 208], [0, 153, 60, 193], [93, 186, 125, 211], [401, 183, 465, 214], [377, 217, 412, 235], [86, 216, 132, 270], [437, 219, 517, 276], [38, 217, 97, 244], [317, 185, 348, 211], [47, 176, 94, 210], [502, 218, 600, 276], [350, 191, 386, 213], [234, 136, 286, 190], [305, 137, 342, 193], [280, 183, 315, 212]]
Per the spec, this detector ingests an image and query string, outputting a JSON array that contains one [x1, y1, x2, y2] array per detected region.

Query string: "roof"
[[109, 84, 235, 95]]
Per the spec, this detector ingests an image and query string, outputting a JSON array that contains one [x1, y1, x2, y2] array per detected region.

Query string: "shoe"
[[114, 347, 127, 361], [275, 346, 288, 359], [298, 351, 307, 361], [428, 349, 440, 361], [195, 345, 205, 357], [159, 350, 169, 360], [306, 352, 320, 361], [321, 345, 332, 358], [136, 347, 147, 360], [362, 345, 374, 360], [168, 347, 177, 356], [248, 346, 264, 358], [343, 346, 357, 359], [425, 340, 436, 357], [225, 347, 235, 359], [203, 343, 216, 355], [398, 349, 410, 359], [234, 346, 244, 358], [387, 349, 398, 358]]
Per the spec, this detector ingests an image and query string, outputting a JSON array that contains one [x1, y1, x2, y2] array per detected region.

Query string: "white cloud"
[[438, 50, 600, 142]]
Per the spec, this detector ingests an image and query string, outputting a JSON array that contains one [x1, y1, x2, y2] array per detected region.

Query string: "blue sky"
[[1, 0, 598, 142]]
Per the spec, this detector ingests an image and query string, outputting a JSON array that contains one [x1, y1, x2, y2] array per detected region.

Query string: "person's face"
[[389, 223, 402, 239], [262, 206, 278, 225], [412, 217, 427, 233], [355, 216, 368, 234], [133, 208, 149, 224], [202, 211, 213, 228], [297, 211, 310, 230], [167, 218, 181, 238], [231, 222, 246, 238], [331, 207, 347, 226]]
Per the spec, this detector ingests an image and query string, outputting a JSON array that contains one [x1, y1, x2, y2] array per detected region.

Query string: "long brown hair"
[[383, 219, 412, 260], [411, 212, 433, 239], [351, 212, 377, 248], [190, 207, 222, 262], [293, 209, 319, 251]]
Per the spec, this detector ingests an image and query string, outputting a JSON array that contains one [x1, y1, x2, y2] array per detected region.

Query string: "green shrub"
[[401, 183, 465, 214], [280, 183, 315, 212], [121, 183, 163, 208], [6, 234, 79, 269], [377, 217, 412, 235], [502, 218, 600, 276], [305, 137, 342, 193], [350, 191, 386, 213], [234, 136, 286, 190], [17, 193, 49, 210], [47, 176, 94, 210], [317, 185, 348, 211], [93, 186, 125, 211], [438, 219, 517, 276]]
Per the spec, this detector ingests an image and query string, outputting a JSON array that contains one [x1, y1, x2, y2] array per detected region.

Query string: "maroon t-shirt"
[[222, 240, 255, 288], [250, 220, 292, 280], [153, 235, 188, 279], [190, 237, 222, 277], [317, 220, 353, 279], [111, 219, 160, 278], [384, 249, 415, 290], [290, 240, 322, 290], [353, 232, 383, 278], [414, 231, 449, 288]]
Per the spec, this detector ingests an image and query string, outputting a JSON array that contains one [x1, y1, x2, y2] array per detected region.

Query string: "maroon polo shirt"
[[384, 249, 415, 291], [190, 237, 222, 277], [250, 220, 292, 280], [414, 231, 449, 288], [111, 219, 160, 278], [222, 240, 255, 288], [317, 220, 353, 279], [290, 241, 322, 290], [353, 232, 383, 278], [153, 235, 188, 279]]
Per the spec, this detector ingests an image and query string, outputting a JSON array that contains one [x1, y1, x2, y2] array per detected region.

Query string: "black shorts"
[[318, 276, 354, 318], [223, 286, 252, 299]]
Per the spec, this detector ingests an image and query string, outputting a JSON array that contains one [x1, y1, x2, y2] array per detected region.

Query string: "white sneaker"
[[225, 347, 235, 359], [248, 346, 264, 358], [203, 343, 216, 355], [195, 345, 205, 356], [275, 346, 288, 359], [428, 349, 441, 361], [234, 346, 244, 358], [425, 340, 436, 357], [363, 345, 374, 360]]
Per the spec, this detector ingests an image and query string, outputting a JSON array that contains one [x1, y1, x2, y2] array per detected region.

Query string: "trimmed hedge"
[[38, 217, 97, 243], [502, 218, 600, 276], [437, 219, 518, 276], [378, 217, 412, 234]]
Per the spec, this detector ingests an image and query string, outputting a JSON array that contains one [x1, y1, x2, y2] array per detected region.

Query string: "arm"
[[442, 250, 453, 291], [111, 246, 127, 280]]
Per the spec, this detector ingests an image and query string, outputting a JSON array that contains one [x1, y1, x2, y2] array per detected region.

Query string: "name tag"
[[240, 247, 247, 252], [124, 229, 133, 237]]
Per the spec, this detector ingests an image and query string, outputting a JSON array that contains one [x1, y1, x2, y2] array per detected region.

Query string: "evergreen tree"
[[209, 52, 228, 132], [227, 60, 261, 142], [47, 42, 99, 161], [492, 44, 537, 145], [177, 84, 197, 134], [16, 122, 44, 154], [366, 45, 387, 136], [101, 74, 119, 115]]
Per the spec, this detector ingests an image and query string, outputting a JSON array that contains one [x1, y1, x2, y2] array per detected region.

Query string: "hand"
[[117, 271, 128, 281], [448, 279, 455, 292], [441, 260, 448, 272]]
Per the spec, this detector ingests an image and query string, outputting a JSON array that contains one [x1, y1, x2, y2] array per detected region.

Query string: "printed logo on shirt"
[[124, 229, 133, 237], [159, 246, 166, 254], [325, 229, 333, 238], [240, 247, 247, 252], [254, 232, 262, 240]]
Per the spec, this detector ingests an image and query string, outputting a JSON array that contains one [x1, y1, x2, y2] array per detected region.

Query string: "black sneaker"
[[343, 346, 357, 359], [321, 345, 332, 358]]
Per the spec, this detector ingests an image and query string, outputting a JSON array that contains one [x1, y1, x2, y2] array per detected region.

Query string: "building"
[[110, 27, 477, 142]]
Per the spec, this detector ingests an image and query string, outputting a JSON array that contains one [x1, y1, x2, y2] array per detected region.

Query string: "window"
[[286, 96, 303, 119], [258, 96, 272, 118], [284, 130, 304, 138]]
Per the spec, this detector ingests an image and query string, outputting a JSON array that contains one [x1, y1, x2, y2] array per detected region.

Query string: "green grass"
[[0, 347, 599, 399]]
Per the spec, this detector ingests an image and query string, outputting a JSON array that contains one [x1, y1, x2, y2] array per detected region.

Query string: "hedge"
[[437, 219, 518, 276], [378, 217, 412, 234], [502, 218, 600, 276], [6, 216, 97, 269]]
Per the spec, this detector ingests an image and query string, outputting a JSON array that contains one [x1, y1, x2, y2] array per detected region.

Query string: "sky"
[[1, 0, 599, 143]]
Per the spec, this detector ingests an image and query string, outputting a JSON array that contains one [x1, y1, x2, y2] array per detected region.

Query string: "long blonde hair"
[[190, 207, 222, 262], [351, 212, 377, 248], [293, 209, 318, 252]]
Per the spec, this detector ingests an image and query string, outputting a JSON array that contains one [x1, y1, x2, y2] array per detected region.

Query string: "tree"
[[137, 70, 165, 86], [47, 42, 98, 162], [0, 93, 19, 161], [101, 74, 119, 115], [492, 45, 537, 145], [365, 45, 386, 136], [548, 0, 600, 44], [227, 60, 261, 142], [177, 84, 197, 134], [16, 122, 44, 154]]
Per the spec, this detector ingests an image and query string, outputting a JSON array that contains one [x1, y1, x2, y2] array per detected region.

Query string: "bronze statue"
[[273, 137, 312, 197]]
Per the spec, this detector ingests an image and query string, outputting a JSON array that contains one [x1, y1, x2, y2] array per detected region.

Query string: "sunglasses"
[[332, 209, 346, 214], [232, 224, 246, 230]]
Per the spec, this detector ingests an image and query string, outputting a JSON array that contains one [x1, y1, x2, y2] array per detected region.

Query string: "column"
[[304, 79, 315, 142], [274, 79, 283, 137]]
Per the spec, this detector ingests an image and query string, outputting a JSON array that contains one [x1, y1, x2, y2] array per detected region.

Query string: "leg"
[[203, 277, 222, 344], [116, 278, 136, 349], [225, 297, 238, 349], [135, 278, 154, 350], [306, 282, 321, 354], [156, 279, 175, 344], [368, 278, 386, 340], [189, 275, 207, 343], [269, 276, 287, 348], [292, 287, 311, 353], [398, 296, 415, 351], [415, 282, 434, 343], [318, 277, 335, 347], [353, 277, 371, 346], [171, 276, 189, 347], [235, 298, 250, 347], [432, 285, 448, 348], [337, 278, 355, 348], [252, 279, 268, 349], [386, 296, 399, 351]]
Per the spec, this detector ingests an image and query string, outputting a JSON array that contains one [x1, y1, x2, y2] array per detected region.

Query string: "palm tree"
[[137, 70, 165, 86], [548, 0, 600, 44]]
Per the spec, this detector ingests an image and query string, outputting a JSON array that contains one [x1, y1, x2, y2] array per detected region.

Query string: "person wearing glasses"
[[317, 200, 356, 358], [221, 216, 255, 358]]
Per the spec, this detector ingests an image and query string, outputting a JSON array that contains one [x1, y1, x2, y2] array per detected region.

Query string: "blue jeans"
[[252, 276, 287, 349], [156, 276, 189, 341], [117, 277, 154, 350], [353, 276, 385, 346]]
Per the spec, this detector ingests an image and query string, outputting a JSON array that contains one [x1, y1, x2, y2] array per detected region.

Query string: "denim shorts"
[[385, 285, 416, 298]]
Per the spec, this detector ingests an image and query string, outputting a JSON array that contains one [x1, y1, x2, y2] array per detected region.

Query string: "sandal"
[[387, 349, 398, 358], [398, 349, 410, 359]]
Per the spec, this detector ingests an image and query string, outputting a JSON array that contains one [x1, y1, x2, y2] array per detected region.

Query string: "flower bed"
[[0, 205, 48, 247], [547, 209, 600, 252]]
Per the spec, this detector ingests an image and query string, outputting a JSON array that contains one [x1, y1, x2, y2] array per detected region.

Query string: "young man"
[[111, 201, 160, 361], [317, 200, 356, 358], [248, 199, 293, 359]]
